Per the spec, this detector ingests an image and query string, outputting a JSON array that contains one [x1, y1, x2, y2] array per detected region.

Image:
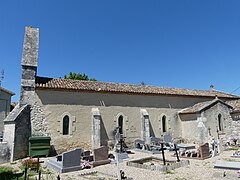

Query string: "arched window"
[[63, 115, 69, 135], [162, 115, 167, 133], [218, 114, 222, 131], [118, 115, 123, 134]]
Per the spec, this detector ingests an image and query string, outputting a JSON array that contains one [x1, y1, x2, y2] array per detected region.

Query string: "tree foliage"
[[64, 72, 97, 81]]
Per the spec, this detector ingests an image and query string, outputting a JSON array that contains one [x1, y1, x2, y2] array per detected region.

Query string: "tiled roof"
[[179, 98, 233, 114], [226, 99, 240, 111], [0, 87, 15, 95], [35, 76, 240, 99]]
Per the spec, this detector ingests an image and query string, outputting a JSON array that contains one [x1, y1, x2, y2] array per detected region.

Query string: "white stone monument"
[[197, 114, 207, 145]]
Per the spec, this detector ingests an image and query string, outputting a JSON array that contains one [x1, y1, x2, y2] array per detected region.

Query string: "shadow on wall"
[[149, 120, 155, 138], [100, 117, 109, 147]]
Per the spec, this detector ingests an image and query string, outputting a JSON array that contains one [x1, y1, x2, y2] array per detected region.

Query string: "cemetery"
[[126, 157, 189, 172], [1, 27, 240, 179]]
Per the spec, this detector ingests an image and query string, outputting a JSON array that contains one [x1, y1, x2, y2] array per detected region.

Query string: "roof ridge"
[[0, 86, 15, 95], [35, 76, 240, 99]]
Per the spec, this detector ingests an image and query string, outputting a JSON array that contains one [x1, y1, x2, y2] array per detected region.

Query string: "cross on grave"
[[115, 127, 127, 153], [159, 143, 167, 165], [216, 128, 220, 140], [208, 127, 211, 136], [172, 144, 180, 162], [119, 134, 126, 153]]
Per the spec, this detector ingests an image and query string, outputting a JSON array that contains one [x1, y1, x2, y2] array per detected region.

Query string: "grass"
[[165, 170, 175, 174], [223, 158, 240, 162], [224, 147, 239, 151], [0, 166, 16, 180]]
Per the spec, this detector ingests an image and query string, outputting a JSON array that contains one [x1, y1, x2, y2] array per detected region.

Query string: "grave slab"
[[47, 148, 81, 173], [214, 160, 240, 170], [177, 144, 195, 150]]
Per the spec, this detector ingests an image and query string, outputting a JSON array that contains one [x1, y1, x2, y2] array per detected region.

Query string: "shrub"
[[0, 166, 14, 179]]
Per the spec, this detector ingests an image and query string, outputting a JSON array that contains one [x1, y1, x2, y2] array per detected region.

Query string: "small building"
[[0, 87, 14, 133]]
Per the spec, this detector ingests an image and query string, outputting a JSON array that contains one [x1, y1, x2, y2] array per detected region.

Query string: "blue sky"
[[1, 0, 240, 102]]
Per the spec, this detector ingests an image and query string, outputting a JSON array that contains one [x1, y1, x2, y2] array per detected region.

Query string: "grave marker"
[[47, 148, 82, 173]]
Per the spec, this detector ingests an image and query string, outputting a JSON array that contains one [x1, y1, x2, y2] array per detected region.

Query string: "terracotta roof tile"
[[35, 76, 239, 99], [0, 87, 15, 96], [179, 98, 233, 114], [226, 99, 240, 111]]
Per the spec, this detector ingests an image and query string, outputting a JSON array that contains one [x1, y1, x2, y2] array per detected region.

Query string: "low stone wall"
[[0, 142, 10, 164], [126, 157, 189, 171]]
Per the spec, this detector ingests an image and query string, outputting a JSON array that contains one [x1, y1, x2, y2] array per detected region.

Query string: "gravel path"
[[2, 149, 240, 180], [58, 149, 240, 180]]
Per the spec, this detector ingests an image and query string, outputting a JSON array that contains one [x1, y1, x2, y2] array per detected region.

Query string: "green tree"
[[64, 72, 97, 81]]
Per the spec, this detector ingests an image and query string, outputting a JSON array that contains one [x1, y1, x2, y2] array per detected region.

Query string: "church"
[[4, 27, 240, 161]]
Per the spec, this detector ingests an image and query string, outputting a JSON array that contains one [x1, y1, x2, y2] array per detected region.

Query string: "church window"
[[162, 115, 167, 133], [218, 114, 223, 131], [118, 115, 123, 134], [63, 115, 70, 135]]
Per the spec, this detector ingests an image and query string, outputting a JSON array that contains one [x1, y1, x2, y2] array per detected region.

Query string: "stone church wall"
[[33, 89, 218, 152], [30, 93, 48, 136], [181, 103, 232, 143], [33, 89, 234, 152], [204, 103, 232, 138]]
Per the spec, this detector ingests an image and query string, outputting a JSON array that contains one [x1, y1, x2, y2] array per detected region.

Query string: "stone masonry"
[[3, 26, 39, 161], [20, 26, 39, 107]]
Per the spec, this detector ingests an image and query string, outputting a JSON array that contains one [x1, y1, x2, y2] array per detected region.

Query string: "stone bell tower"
[[3, 26, 39, 162], [20, 26, 39, 107]]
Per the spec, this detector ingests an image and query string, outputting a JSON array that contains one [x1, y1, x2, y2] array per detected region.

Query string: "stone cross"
[[114, 127, 121, 180]]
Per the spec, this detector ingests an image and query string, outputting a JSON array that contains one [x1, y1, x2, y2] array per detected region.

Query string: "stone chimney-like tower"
[[20, 26, 39, 107]]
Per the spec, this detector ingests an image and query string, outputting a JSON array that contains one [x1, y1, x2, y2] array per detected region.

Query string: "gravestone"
[[93, 146, 108, 161], [163, 133, 172, 143], [91, 146, 110, 167], [198, 143, 210, 159], [82, 150, 93, 161], [150, 137, 161, 145], [134, 139, 144, 149], [47, 148, 82, 173], [231, 150, 240, 158]]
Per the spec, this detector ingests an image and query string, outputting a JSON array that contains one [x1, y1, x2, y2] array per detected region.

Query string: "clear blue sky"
[[1, 0, 240, 102]]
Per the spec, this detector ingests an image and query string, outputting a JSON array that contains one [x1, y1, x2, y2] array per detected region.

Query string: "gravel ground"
[[2, 149, 240, 180], [58, 149, 240, 180]]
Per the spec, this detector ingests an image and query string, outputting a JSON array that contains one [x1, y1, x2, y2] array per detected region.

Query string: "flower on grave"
[[82, 161, 91, 169], [22, 158, 39, 169], [230, 135, 239, 145], [236, 170, 240, 177]]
